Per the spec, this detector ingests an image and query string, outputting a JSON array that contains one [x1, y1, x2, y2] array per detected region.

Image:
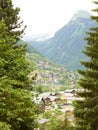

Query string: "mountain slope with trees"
[[25, 10, 96, 70]]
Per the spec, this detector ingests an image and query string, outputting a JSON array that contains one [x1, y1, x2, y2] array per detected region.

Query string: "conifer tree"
[[0, 122, 11, 130], [0, 0, 26, 40], [0, 0, 38, 129], [0, 76, 37, 130], [0, 19, 37, 130], [74, 1, 98, 130], [0, 0, 30, 89], [0, 20, 30, 89]]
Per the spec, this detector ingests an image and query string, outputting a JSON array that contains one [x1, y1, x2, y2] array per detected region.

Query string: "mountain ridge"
[[24, 10, 96, 70]]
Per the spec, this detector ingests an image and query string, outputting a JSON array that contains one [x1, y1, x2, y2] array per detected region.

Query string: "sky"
[[12, 0, 95, 37]]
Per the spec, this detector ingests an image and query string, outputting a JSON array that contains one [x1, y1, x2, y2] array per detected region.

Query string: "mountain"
[[24, 10, 96, 70], [17, 39, 80, 91]]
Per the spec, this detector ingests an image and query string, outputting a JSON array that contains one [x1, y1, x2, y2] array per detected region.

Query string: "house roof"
[[39, 92, 51, 99], [38, 118, 49, 124], [64, 89, 76, 93], [48, 96, 58, 101]]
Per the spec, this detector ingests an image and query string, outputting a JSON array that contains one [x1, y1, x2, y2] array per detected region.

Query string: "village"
[[29, 59, 79, 89], [29, 58, 82, 129], [32, 88, 83, 130]]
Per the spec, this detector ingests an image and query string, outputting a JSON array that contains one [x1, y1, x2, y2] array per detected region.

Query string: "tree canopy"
[[74, 1, 98, 130], [0, 0, 26, 40], [0, 0, 37, 129]]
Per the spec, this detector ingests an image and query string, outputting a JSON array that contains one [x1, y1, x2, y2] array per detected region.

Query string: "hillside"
[[25, 44, 80, 92], [18, 40, 80, 91], [25, 10, 96, 70]]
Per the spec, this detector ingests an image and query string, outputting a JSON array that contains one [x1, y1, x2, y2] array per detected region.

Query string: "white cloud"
[[12, 0, 94, 36]]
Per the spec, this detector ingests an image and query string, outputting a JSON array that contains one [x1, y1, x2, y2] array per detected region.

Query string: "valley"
[[27, 50, 81, 129], [22, 10, 96, 129], [1, 0, 98, 129], [27, 52, 80, 93], [24, 10, 96, 70]]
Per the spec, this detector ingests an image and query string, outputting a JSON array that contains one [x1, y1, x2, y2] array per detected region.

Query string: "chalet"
[[64, 89, 76, 94], [38, 118, 49, 125]]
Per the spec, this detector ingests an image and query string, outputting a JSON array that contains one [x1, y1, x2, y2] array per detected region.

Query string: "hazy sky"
[[12, 0, 94, 36]]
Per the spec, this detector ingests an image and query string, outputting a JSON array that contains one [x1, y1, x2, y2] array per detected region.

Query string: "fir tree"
[[0, 0, 38, 129], [0, 75, 37, 130], [0, 122, 11, 130], [0, 0, 26, 40], [0, 0, 30, 90], [0, 20, 30, 89], [74, 1, 98, 130]]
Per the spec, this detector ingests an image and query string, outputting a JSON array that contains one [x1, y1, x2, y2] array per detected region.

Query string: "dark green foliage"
[[33, 85, 52, 93], [0, 122, 11, 130], [0, 1, 28, 89], [0, 20, 37, 129], [0, 21, 30, 89], [0, 0, 26, 40], [45, 117, 73, 130], [0, 78, 37, 130], [74, 1, 98, 130], [0, 0, 38, 129]]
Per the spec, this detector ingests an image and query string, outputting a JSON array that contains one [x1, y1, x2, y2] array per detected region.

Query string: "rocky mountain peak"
[[71, 10, 91, 21]]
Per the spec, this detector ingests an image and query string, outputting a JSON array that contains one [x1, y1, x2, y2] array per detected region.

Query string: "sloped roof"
[[38, 118, 49, 124]]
